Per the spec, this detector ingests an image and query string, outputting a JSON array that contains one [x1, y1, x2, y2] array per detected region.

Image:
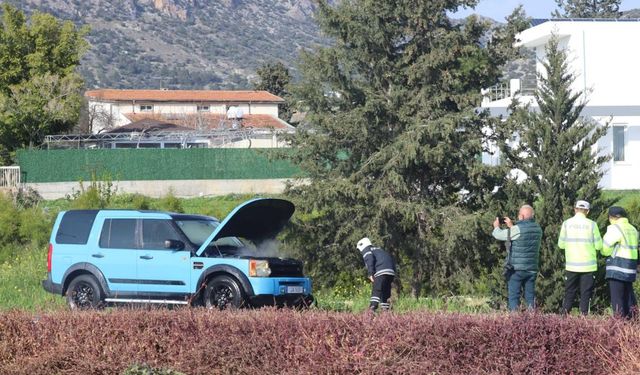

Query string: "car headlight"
[[249, 259, 271, 277]]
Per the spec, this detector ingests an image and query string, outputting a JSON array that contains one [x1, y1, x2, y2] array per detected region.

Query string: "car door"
[[94, 218, 140, 295], [136, 218, 191, 295]]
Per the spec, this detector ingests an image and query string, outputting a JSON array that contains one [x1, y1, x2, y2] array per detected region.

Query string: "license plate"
[[286, 286, 304, 294]]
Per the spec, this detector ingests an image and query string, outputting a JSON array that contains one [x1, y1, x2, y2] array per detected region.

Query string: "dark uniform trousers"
[[563, 271, 595, 315], [370, 275, 394, 311], [610, 279, 634, 318]]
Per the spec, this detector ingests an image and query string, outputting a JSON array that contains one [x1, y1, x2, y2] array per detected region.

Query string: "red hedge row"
[[0, 309, 637, 374]]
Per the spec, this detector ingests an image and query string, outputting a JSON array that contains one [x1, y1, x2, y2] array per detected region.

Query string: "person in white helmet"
[[357, 237, 396, 312]]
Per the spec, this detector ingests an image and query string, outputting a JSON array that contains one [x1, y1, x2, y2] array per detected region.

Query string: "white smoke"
[[235, 239, 286, 258]]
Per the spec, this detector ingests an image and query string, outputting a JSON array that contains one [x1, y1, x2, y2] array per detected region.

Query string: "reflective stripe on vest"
[[566, 260, 597, 268], [561, 217, 599, 272], [605, 222, 638, 282], [606, 266, 637, 274]]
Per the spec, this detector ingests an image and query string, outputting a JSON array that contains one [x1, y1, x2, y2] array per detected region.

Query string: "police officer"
[[602, 206, 639, 319], [557, 200, 603, 315], [357, 237, 396, 312]]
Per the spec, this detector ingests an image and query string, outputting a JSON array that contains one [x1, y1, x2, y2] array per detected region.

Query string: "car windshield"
[[174, 219, 244, 248]]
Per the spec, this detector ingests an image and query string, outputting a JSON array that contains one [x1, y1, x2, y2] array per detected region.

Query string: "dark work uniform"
[[360, 245, 396, 311]]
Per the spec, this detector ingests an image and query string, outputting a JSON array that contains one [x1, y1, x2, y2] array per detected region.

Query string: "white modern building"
[[482, 19, 640, 190]]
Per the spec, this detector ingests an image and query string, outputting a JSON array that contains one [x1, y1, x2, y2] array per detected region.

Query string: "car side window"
[[99, 219, 138, 249], [56, 210, 98, 245], [141, 219, 182, 250]]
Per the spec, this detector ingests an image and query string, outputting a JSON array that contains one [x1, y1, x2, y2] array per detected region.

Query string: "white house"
[[67, 89, 295, 149], [482, 19, 640, 190]]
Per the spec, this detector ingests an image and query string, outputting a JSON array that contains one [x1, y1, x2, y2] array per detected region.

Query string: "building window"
[[613, 125, 625, 162], [197, 105, 210, 112], [140, 104, 153, 112]]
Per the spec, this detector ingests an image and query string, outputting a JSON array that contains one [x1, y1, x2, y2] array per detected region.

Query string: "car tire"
[[203, 275, 245, 310], [66, 274, 103, 310]]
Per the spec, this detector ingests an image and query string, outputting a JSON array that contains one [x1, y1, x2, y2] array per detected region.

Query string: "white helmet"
[[357, 237, 372, 251]]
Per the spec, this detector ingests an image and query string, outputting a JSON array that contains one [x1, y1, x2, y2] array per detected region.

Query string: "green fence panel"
[[16, 149, 301, 183]]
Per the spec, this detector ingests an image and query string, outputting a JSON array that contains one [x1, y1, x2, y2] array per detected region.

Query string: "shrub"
[[0, 309, 636, 374], [123, 364, 184, 375], [68, 172, 118, 209], [156, 189, 183, 213], [0, 192, 18, 244], [13, 186, 42, 209], [111, 193, 152, 210], [131, 194, 151, 210], [18, 207, 52, 247]]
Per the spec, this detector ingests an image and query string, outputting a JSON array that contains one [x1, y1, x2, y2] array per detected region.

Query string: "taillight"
[[47, 243, 53, 273]]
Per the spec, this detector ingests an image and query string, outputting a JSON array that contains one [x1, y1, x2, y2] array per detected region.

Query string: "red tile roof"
[[106, 118, 196, 133], [122, 113, 293, 130], [85, 89, 284, 103]]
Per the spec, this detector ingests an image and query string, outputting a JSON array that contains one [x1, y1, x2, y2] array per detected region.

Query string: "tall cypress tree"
[[253, 62, 292, 121], [495, 37, 609, 311], [553, 0, 622, 18], [283, 1, 526, 296]]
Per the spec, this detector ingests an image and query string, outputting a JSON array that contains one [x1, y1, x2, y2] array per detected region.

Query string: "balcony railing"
[[0, 166, 20, 188], [483, 79, 537, 103]]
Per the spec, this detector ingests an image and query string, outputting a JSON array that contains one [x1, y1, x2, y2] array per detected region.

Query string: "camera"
[[498, 216, 506, 225]]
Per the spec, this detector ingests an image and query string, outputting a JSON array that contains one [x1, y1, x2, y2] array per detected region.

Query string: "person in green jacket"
[[557, 200, 603, 315], [601, 206, 639, 319], [493, 205, 542, 311]]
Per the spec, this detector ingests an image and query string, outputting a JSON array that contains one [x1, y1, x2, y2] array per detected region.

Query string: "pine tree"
[[253, 62, 292, 121], [283, 1, 526, 296], [495, 37, 609, 311], [553, 0, 622, 18]]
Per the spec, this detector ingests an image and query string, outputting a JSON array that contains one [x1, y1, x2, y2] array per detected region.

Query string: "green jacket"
[[508, 220, 542, 272]]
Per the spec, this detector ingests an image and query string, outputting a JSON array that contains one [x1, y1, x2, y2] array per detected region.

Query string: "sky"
[[453, 0, 640, 22]]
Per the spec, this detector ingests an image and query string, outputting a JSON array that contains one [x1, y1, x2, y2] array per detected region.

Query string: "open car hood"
[[196, 198, 295, 256]]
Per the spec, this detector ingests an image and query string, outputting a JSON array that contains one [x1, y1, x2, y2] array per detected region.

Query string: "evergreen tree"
[[283, 0, 526, 296], [254, 62, 292, 121], [553, 0, 622, 18], [0, 5, 88, 163], [495, 37, 609, 311]]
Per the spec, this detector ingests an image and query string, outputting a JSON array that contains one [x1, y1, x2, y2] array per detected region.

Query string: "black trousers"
[[609, 279, 633, 319], [562, 271, 595, 315], [370, 275, 394, 311]]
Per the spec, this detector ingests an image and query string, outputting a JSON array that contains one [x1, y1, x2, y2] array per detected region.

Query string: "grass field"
[[0, 243, 494, 313], [2, 190, 640, 313]]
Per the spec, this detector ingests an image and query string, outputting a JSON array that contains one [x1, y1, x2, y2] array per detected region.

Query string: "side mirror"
[[164, 239, 185, 250]]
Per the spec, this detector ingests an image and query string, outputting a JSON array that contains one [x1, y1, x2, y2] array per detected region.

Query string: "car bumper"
[[249, 294, 315, 308], [249, 277, 312, 296], [42, 273, 63, 295]]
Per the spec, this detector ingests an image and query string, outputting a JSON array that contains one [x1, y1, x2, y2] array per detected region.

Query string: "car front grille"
[[269, 259, 304, 277]]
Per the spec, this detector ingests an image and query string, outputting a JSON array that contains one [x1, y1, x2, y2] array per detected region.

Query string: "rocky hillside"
[[7, 0, 328, 89], [4, 1, 638, 90]]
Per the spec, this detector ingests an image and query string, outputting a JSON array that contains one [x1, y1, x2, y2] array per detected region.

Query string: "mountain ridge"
[[4, 1, 639, 90], [7, 0, 328, 89]]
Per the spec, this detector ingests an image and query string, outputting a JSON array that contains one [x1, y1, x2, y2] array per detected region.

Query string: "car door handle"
[[91, 253, 104, 258], [140, 255, 153, 260]]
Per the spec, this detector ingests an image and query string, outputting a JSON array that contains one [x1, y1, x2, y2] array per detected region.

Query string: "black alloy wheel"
[[204, 275, 245, 310], [66, 274, 103, 310]]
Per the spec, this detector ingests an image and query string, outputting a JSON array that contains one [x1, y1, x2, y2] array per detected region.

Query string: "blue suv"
[[42, 198, 313, 309]]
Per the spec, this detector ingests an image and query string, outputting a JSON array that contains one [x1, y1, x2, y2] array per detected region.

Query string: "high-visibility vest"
[[558, 213, 602, 272], [602, 218, 639, 282]]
